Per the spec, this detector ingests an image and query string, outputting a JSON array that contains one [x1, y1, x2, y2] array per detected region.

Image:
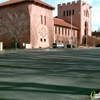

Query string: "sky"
[[42, 0, 100, 32], [0, 0, 100, 31]]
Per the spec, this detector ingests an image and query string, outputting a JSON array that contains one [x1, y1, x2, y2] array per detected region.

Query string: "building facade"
[[58, 0, 92, 44], [54, 18, 78, 46], [0, 0, 92, 48]]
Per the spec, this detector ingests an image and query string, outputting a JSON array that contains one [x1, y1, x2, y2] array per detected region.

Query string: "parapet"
[[67, 2, 71, 5], [72, 1, 76, 4], [58, 0, 80, 8], [58, 3, 67, 8], [58, 0, 92, 8], [89, 5, 92, 8], [77, 0, 82, 4], [82, 2, 86, 6], [58, 4, 62, 8], [77, 0, 82, 2], [82, 1, 92, 8], [62, 3, 66, 6]]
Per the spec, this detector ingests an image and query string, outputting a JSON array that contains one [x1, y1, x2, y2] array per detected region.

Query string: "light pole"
[[71, 14, 73, 48], [70, 12, 80, 48]]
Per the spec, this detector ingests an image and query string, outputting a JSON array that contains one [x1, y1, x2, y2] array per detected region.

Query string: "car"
[[95, 44, 100, 47], [66, 44, 76, 48], [52, 43, 64, 48]]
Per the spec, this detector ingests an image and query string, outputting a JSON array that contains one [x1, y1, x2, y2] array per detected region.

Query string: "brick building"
[[0, 0, 93, 48]]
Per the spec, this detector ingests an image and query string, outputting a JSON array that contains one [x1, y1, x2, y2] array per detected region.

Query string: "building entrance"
[[84, 21, 88, 44]]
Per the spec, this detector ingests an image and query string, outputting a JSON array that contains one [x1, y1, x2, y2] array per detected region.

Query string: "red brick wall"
[[0, 2, 54, 48], [82, 35, 100, 46]]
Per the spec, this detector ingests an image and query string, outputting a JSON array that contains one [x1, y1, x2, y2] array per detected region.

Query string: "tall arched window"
[[72, 9, 74, 15], [85, 10, 89, 17], [73, 30, 75, 36], [59, 27, 60, 34], [86, 10, 89, 17], [84, 21, 88, 35], [63, 11, 65, 17], [41, 15, 43, 24], [44, 16, 46, 25], [67, 10, 68, 16], [40, 38, 42, 42], [55, 26, 57, 34], [62, 28, 63, 35], [84, 21, 88, 44], [68, 29, 69, 36], [84, 10, 85, 16], [69, 10, 71, 16], [65, 28, 66, 35]]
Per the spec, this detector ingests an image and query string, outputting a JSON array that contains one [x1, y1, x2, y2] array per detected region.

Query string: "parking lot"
[[0, 48, 100, 100]]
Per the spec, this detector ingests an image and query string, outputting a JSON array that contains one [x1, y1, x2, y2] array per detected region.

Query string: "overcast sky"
[[0, 0, 100, 31]]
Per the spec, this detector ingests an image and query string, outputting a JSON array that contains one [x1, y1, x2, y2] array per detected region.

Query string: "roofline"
[[0, 0, 55, 10], [54, 24, 79, 30], [0, 1, 24, 8], [34, 0, 55, 10], [54, 18, 79, 30]]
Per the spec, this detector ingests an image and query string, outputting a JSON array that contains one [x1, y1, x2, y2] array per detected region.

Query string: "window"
[[40, 38, 42, 42], [44, 16, 46, 25], [0, 17, 2, 25], [41, 15, 43, 24], [86, 10, 89, 17], [62, 28, 63, 35], [86, 11, 88, 17], [72, 9, 74, 15], [65, 28, 66, 35], [67, 10, 68, 16], [73, 30, 75, 36], [68, 29, 69, 36], [84, 10, 89, 17], [69, 10, 71, 16], [88, 12, 89, 17], [85, 29, 86, 35], [59, 27, 60, 34], [63, 11, 65, 17], [44, 39, 46, 42], [55, 26, 57, 34]]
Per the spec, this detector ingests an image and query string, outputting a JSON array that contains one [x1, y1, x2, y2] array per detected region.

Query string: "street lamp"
[[71, 14, 73, 48], [71, 12, 81, 48]]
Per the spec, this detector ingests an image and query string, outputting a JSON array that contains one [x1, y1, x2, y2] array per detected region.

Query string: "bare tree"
[[0, 19, 2, 37], [56, 34, 59, 42], [0, 18, 7, 43], [4, 11, 29, 50]]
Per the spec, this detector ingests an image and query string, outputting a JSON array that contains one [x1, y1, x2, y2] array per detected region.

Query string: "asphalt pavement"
[[0, 48, 100, 100]]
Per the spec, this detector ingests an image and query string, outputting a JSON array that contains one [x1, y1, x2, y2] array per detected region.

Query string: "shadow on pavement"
[[0, 81, 95, 95], [0, 98, 19, 100]]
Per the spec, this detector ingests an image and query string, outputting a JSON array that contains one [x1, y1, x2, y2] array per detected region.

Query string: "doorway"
[[84, 21, 88, 44]]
